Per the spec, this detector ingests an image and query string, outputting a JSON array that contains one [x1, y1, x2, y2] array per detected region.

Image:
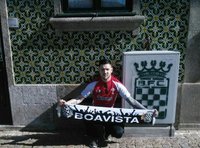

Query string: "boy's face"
[[99, 63, 113, 82]]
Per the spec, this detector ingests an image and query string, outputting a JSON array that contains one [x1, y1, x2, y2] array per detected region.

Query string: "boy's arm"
[[125, 96, 146, 109], [58, 95, 85, 106]]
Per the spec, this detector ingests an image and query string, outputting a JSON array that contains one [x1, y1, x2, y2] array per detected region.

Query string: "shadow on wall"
[[20, 104, 86, 132], [184, 32, 200, 83], [20, 83, 89, 132]]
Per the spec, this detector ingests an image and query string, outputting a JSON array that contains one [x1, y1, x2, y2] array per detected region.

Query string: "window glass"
[[61, 0, 133, 15], [101, 0, 126, 8], [68, 0, 93, 9]]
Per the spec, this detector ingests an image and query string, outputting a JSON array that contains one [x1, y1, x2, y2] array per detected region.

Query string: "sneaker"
[[106, 136, 111, 142], [98, 138, 108, 147], [89, 140, 98, 148], [104, 133, 111, 142]]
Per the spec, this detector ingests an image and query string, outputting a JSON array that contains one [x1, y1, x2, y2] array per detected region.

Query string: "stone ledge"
[[178, 123, 200, 129], [0, 124, 175, 137], [124, 125, 175, 137], [49, 15, 145, 31], [0, 125, 25, 131]]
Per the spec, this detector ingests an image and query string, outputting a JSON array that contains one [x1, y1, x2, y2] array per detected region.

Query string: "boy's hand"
[[153, 109, 159, 117], [58, 99, 67, 106]]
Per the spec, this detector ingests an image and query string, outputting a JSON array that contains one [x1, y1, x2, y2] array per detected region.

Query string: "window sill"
[[49, 15, 145, 31]]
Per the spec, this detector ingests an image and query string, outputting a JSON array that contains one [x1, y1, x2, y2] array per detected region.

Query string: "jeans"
[[85, 121, 124, 139]]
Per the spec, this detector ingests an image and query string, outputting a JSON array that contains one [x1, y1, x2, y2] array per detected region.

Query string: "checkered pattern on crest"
[[135, 86, 168, 119]]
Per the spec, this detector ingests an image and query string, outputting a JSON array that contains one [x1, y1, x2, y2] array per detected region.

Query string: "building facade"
[[0, 0, 199, 130]]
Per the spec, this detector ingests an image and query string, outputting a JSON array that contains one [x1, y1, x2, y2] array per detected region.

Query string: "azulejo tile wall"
[[7, 0, 189, 84]]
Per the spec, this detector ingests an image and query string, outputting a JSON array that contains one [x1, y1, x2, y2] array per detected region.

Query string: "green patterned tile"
[[7, 0, 189, 84]]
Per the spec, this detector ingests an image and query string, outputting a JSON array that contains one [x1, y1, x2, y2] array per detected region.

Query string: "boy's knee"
[[112, 127, 124, 138]]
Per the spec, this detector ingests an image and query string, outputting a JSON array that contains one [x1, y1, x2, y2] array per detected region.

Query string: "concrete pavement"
[[0, 129, 200, 148]]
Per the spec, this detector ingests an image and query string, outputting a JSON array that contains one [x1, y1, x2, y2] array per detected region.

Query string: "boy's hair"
[[98, 58, 112, 66]]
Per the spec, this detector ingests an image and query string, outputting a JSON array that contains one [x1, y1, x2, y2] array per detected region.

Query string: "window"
[[51, 0, 144, 31], [59, 0, 134, 16]]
